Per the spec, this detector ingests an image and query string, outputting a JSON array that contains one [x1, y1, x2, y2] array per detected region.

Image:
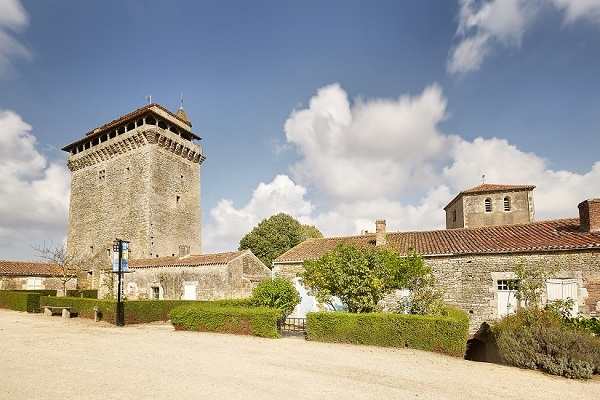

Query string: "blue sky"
[[1, 0, 600, 259]]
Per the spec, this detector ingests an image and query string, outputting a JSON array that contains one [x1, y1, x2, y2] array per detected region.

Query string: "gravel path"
[[0, 309, 598, 399]]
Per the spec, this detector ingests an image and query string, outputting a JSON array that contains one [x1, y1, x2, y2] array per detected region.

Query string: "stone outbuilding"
[[0, 261, 77, 292], [274, 185, 600, 334], [122, 250, 270, 300]]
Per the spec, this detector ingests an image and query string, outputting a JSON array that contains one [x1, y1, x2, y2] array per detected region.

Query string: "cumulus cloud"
[[204, 83, 600, 250], [0, 0, 30, 77], [448, 0, 600, 74], [284, 83, 454, 200], [0, 110, 70, 258], [203, 175, 314, 252]]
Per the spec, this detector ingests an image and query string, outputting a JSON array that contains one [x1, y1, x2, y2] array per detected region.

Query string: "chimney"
[[375, 219, 387, 246], [578, 199, 600, 233]]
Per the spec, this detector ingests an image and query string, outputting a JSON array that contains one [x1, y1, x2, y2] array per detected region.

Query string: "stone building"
[[0, 261, 76, 291], [123, 250, 270, 300], [273, 185, 600, 334], [61, 103, 205, 266], [444, 183, 535, 229]]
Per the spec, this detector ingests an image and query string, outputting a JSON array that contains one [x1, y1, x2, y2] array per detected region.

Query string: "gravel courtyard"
[[0, 310, 598, 400]]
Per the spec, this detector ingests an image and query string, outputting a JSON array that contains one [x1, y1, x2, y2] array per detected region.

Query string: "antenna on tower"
[[481, 174, 486, 184], [179, 92, 184, 110], [145, 95, 152, 104]]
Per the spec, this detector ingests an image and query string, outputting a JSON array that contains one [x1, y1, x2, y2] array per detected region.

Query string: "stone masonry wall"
[[0, 276, 77, 291], [462, 190, 534, 228], [123, 253, 270, 300], [66, 126, 202, 268], [274, 249, 600, 333]]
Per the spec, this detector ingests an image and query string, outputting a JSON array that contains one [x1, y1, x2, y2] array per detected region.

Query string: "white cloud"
[[284, 83, 454, 200], [204, 83, 600, 249], [448, 0, 600, 74], [0, 0, 30, 77], [551, 0, 600, 24], [202, 175, 314, 252], [0, 110, 70, 258]]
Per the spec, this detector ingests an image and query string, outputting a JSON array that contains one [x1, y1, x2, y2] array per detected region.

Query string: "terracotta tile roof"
[[444, 183, 535, 210], [0, 261, 64, 277], [130, 251, 246, 268], [62, 103, 200, 152], [274, 218, 600, 263]]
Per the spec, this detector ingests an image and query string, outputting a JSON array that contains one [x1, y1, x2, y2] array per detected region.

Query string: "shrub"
[[251, 278, 300, 317], [492, 309, 600, 379], [0, 291, 43, 312], [302, 245, 430, 313], [306, 310, 469, 357], [39, 297, 255, 324], [66, 289, 98, 298], [170, 304, 282, 338], [13, 289, 58, 297]]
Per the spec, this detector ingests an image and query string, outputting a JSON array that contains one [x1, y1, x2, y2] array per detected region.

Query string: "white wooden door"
[[546, 279, 579, 316], [183, 282, 197, 300], [497, 290, 518, 317]]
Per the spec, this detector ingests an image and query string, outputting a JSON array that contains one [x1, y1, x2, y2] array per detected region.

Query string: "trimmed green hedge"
[[0, 291, 44, 312], [170, 304, 282, 338], [39, 297, 255, 324], [40, 296, 116, 320], [66, 289, 98, 299], [306, 310, 469, 357], [12, 289, 58, 297]]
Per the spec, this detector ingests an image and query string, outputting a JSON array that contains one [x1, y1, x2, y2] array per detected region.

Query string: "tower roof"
[[443, 183, 535, 210], [61, 103, 200, 152]]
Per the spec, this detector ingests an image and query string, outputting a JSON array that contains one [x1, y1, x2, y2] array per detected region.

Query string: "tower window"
[[176, 195, 181, 204], [126, 122, 135, 131], [504, 196, 511, 212], [484, 198, 492, 213], [146, 116, 156, 125], [98, 169, 106, 181], [158, 120, 167, 129], [452, 209, 457, 222]]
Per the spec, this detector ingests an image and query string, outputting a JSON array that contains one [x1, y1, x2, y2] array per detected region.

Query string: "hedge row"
[[40, 296, 116, 321], [38, 297, 254, 324], [0, 291, 44, 312], [66, 289, 98, 299], [170, 304, 282, 338], [306, 310, 469, 357]]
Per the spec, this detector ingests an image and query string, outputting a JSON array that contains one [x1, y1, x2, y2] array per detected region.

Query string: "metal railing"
[[279, 317, 306, 334]]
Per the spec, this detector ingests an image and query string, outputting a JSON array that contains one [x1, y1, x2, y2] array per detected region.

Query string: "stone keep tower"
[[62, 104, 205, 261], [444, 183, 535, 229]]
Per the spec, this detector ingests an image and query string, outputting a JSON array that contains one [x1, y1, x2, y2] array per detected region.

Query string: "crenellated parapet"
[[67, 128, 205, 172]]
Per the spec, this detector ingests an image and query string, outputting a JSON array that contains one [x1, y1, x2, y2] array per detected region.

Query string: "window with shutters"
[[484, 198, 492, 212], [504, 196, 511, 211]]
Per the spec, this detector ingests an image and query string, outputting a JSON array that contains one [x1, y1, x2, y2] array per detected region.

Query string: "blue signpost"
[[112, 239, 129, 326]]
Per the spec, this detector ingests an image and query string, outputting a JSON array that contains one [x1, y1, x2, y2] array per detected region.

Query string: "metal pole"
[[116, 239, 124, 326]]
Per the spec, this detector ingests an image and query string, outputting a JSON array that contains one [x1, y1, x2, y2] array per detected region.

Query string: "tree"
[[513, 261, 558, 308], [251, 278, 301, 317], [239, 213, 322, 268], [301, 244, 429, 313], [34, 244, 87, 296]]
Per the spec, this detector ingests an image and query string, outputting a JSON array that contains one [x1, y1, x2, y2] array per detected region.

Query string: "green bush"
[[170, 304, 282, 338], [0, 291, 43, 312], [38, 297, 255, 324], [306, 310, 469, 357], [66, 289, 98, 298], [12, 289, 58, 297], [251, 278, 300, 317], [492, 309, 600, 379]]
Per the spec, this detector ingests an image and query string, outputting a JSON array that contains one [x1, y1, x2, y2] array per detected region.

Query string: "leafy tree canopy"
[[301, 244, 429, 313], [251, 278, 301, 317], [239, 213, 323, 268]]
